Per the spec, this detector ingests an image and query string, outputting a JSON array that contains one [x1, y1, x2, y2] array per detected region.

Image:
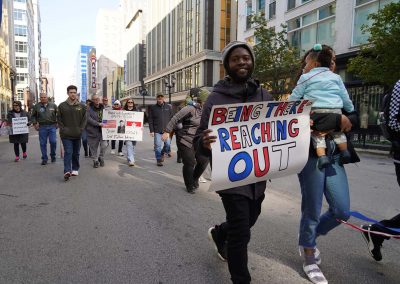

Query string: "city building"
[[75, 45, 93, 103], [237, 0, 399, 130], [40, 57, 54, 100], [123, 0, 237, 108], [13, 0, 37, 110], [0, 0, 16, 119], [32, 0, 41, 103]]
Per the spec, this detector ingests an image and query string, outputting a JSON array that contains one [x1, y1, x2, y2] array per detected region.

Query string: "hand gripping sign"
[[209, 100, 312, 191]]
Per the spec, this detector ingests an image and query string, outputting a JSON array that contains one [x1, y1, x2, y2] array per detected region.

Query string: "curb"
[[355, 147, 390, 156]]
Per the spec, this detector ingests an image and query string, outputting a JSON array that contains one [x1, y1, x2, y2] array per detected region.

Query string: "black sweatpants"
[[179, 143, 209, 189], [14, 143, 27, 157], [214, 192, 265, 284]]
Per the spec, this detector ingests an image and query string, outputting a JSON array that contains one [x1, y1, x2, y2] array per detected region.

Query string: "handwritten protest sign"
[[102, 109, 144, 141], [209, 100, 312, 191], [12, 117, 29, 135]]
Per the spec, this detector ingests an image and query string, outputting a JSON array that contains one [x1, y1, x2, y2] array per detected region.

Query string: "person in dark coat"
[[194, 41, 272, 284], [7, 101, 30, 162], [148, 93, 173, 166], [162, 89, 210, 193]]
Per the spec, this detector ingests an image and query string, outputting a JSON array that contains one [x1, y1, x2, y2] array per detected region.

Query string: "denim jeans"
[[38, 125, 57, 161], [298, 153, 350, 248], [62, 138, 81, 174], [154, 133, 170, 160], [126, 141, 137, 163], [213, 193, 265, 284]]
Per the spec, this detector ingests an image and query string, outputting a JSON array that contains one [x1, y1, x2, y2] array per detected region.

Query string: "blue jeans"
[[61, 138, 81, 174], [39, 125, 57, 161], [298, 152, 350, 248], [126, 141, 137, 163], [154, 133, 170, 160]]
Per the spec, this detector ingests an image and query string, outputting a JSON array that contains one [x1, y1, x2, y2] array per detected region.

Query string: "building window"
[[287, 0, 296, 10], [16, 57, 28, 68], [14, 9, 27, 22], [246, 1, 252, 30], [14, 0, 27, 3], [257, 0, 266, 16], [353, 0, 397, 46], [269, 1, 276, 19], [15, 41, 27, 53], [287, 3, 336, 53], [220, 0, 232, 50], [186, 0, 193, 58], [194, 0, 201, 53], [14, 25, 27, 37], [16, 73, 28, 84]]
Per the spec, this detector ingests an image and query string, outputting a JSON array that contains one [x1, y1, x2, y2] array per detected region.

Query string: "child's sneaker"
[[317, 155, 330, 169], [340, 149, 351, 165], [22, 152, 27, 159]]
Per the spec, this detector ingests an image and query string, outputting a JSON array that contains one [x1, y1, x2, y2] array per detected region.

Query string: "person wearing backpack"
[[162, 89, 210, 193], [361, 79, 400, 261]]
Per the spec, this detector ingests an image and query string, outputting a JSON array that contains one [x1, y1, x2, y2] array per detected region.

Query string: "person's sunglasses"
[[127, 101, 133, 103]]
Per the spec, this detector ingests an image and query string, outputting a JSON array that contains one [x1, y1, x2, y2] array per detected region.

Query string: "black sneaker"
[[208, 226, 227, 262], [93, 160, 100, 168], [186, 186, 195, 194], [99, 158, 105, 167], [361, 224, 383, 261], [193, 179, 199, 189], [51, 157, 56, 163], [64, 172, 71, 181], [41, 160, 47, 165], [157, 160, 163, 167]]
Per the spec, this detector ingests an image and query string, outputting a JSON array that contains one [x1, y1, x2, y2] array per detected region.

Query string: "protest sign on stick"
[[209, 100, 312, 191], [102, 109, 144, 141]]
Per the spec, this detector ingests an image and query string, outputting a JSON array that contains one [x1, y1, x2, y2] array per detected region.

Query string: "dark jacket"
[[58, 99, 87, 139], [31, 102, 58, 125], [86, 103, 104, 138], [194, 77, 272, 199], [7, 110, 30, 144], [311, 110, 360, 163], [165, 104, 202, 148], [148, 102, 173, 133]]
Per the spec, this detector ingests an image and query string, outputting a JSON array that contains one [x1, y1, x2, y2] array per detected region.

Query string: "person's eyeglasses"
[[127, 101, 133, 103]]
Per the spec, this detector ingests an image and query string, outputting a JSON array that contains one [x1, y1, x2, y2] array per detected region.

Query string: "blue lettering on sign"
[[228, 151, 253, 182]]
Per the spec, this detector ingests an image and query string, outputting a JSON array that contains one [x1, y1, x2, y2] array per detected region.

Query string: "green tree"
[[251, 15, 301, 99], [347, 3, 400, 87]]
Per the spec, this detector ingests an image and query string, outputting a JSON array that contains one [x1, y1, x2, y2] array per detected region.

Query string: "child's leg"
[[312, 134, 327, 157], [332, 132, 347, 151]]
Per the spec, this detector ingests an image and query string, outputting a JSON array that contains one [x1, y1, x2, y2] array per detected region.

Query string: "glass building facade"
[[76, 45, 93, 102]]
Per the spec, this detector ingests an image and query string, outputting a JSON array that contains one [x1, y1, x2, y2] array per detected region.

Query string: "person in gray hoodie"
[[194, 41, 272, 284]]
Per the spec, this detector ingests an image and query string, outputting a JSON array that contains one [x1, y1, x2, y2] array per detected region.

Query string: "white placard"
[[12, 117, 29, 135], [209, 100, 313, 191], [102, 109, 144, 141]]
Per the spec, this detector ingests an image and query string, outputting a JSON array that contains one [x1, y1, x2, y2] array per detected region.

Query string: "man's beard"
[[227, 68, 251, 83]]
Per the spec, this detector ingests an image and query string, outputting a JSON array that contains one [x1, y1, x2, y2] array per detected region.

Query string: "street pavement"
[[0, 127, 399, 284]]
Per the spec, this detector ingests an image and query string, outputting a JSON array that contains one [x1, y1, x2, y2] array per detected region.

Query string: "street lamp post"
[[164, 75, 176, 104], [10, 70, 15, 103]]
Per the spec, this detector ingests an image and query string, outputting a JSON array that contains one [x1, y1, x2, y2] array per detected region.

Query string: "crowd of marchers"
[[2, 41, 400, 284]]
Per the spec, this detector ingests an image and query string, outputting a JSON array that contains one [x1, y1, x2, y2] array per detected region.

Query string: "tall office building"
[[41, 57, 54, 100], [32, 0, 41, 98], [76, 45, 93, 102], [237, 0, 398, 129], [0, 0, 16, 119], [13, 0, 37, 110], [132, 0, 237, 106]]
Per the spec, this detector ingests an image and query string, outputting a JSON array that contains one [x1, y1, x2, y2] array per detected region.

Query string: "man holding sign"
[[195, 41, 274, 284]]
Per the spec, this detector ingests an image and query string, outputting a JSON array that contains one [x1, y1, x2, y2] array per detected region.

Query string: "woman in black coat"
[[7, 101, 30, 162]]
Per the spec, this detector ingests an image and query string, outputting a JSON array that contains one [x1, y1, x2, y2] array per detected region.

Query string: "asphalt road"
[[0, 127, 399, 284]]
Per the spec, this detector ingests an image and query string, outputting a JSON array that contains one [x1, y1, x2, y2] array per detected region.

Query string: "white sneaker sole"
[[361, 225, 375, 259]]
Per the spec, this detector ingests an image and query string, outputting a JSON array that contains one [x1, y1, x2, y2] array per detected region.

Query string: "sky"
[[40, 0, 120, 104]]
